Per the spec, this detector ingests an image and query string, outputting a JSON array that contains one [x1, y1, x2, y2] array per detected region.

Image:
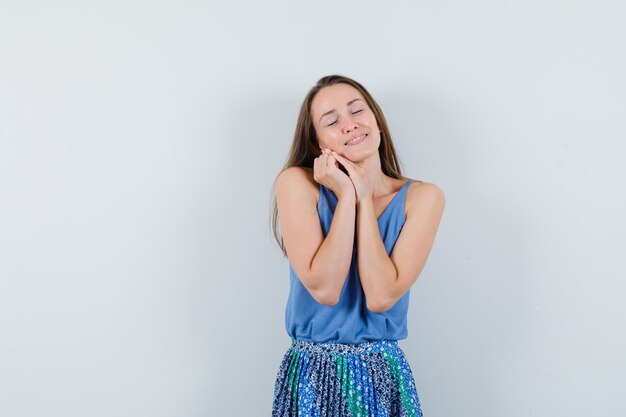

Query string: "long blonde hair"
[[269, 74, 406, 257]]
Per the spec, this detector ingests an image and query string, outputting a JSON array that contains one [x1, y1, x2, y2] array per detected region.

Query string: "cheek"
[[368, 116, 380, 132], [359, 112, 375, 127], [316, 134, 331, 149], [320, 131, 339, 144]]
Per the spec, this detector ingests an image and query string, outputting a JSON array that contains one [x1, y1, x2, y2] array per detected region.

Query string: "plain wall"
[[1, 1, 624, 416]]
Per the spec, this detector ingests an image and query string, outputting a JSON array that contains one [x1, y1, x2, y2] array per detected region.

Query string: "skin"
[[275, 83, 446, 312], [311, 82, 393, 204]]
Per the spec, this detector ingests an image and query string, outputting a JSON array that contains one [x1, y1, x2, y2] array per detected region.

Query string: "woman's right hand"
[[313, 148, 355, 200]]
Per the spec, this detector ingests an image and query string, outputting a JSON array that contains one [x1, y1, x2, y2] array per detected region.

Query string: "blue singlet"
[[284, 179, 414, 344]]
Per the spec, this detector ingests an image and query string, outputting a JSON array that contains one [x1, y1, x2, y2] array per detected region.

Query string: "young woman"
[[269, 74, 445, 416]]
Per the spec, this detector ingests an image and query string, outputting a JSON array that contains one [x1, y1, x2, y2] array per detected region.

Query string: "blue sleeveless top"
[[285, 179, 414, 344]]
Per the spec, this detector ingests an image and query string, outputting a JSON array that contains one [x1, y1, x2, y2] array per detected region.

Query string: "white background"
[[1, 1, 624, 416]]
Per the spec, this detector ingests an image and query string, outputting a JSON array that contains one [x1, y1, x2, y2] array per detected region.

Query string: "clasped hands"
[[313, 147, 372, 204]]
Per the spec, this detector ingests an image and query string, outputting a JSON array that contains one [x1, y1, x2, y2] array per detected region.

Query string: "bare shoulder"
[[275, 166, 320, 205], [405, 179, 446, 215]]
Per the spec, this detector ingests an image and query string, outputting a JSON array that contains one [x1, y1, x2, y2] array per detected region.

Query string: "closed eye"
[[327, 110, 363, 126]]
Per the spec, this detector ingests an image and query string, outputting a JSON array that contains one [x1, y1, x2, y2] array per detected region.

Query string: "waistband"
[[290, 338, 400, 355]]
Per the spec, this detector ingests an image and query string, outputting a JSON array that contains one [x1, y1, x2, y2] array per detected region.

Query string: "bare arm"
[[357, 182, 445, 313], [275, 167, 356, 305]]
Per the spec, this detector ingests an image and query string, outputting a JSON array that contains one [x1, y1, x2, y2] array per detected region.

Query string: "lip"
[[344, 133, 368, 146]]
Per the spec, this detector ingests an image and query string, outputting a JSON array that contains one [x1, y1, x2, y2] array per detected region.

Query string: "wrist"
[[337, 189, 357, 201], [356, 195, 373, 206]]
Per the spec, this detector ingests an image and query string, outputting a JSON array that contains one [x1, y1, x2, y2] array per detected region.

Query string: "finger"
[[325, 154, 335, 168], [330, 151, 352, 166], [321, 154, 331, 169], [316, 155, 325, 174], [329, 152, 355, 175]]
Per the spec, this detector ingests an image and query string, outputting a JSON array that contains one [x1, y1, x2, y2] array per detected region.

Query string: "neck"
[[352, 150, 394, 197]]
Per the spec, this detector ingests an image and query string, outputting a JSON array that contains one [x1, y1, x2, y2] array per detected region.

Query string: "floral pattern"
[[272, 339, 423, 417]]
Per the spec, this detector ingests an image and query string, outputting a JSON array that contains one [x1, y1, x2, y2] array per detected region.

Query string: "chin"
[[344, 150, 375, 163]]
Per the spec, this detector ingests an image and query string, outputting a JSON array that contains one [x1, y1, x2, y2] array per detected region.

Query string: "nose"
[[341, 114, 358, 134]]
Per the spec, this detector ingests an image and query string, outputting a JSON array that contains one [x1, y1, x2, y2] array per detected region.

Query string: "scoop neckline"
[[375, 179, 412, 222], [320, 179, 412, 222]]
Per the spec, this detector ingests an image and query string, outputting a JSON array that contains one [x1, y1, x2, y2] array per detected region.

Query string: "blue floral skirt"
[[272, 339, 424, 417]]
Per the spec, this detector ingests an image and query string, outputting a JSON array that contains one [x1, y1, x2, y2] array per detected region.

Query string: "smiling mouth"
[[345, 133, 367, 146]]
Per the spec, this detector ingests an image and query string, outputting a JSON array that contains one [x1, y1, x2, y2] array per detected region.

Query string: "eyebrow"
[[318, 98, 363, 123]]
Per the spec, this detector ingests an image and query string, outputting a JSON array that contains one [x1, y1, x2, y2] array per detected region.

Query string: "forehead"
[[311, 83, 365, 119]]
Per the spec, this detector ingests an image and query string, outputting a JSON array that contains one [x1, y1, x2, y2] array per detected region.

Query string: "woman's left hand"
[[328, 151, 373, 204]]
